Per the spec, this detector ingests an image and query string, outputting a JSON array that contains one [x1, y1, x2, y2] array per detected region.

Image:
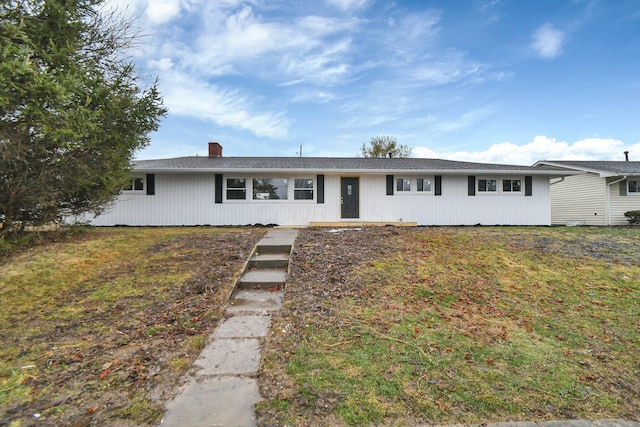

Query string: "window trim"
[[477, 178, 498, 193], [628, 179, 640, 195], [396, 178, 411, 192], [502, 178, 523, 193], [476, 177, 525, 195], [226, 177, 247, 200], [123, 176, 145, 193], [294, 178, 315, 200], [393, 176, 434, 194], [223, 175, 316, 202]]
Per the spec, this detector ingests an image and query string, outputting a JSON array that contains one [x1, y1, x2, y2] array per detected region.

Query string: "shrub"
[[623, 210, 640, 225]]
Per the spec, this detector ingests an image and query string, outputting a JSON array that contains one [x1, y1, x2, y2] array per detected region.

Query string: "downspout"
[[606, 176, 627, 226]]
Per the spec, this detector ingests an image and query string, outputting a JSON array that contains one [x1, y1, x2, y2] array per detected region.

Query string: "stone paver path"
[[160, 229, 297, 427]]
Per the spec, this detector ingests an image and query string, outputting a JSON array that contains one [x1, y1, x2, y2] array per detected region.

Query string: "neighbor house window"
[[124, 177, 144, 191], [226, 178, 246, 200], [294, 178, 314, 200], [253, 178, 288, 200], [478, 179, 497, 192], [629, 179, 640, 193], [396, 178, 411, 192], [417, 178, 432, 192], [502, 179, 522, 192]]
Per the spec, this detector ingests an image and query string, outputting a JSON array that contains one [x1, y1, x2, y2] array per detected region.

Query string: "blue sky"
[[106, 0, 640, 164]]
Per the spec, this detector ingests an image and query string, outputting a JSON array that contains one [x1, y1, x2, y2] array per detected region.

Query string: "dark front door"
[[341, 177, 359, 218]]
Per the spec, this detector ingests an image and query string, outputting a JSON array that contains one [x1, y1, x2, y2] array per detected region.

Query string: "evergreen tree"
[[0, 0, 166, 235]]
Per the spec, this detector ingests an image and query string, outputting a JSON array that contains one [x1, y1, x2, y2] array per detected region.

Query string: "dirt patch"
[[1, 228, 265, 427]]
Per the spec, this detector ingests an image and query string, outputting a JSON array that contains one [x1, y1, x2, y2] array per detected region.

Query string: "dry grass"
[[258, 226, 640, 426], [0, 226, 265, 426]]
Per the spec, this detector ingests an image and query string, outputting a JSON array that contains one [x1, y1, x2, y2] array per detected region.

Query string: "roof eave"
[[132, 166, 579, 176]]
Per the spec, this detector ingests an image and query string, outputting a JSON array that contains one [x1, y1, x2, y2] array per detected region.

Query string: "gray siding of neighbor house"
[[87, 173, 551, 226]]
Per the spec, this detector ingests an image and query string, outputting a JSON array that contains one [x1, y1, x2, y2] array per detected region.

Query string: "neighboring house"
[[534, 160, 640, 226], [87, 143, 574, 227]]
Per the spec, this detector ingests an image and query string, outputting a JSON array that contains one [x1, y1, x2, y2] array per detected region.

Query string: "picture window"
[[253, 178, 288, 200], [629, 179, 640, 193]]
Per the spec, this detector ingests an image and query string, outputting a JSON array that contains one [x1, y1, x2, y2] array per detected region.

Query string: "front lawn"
[[258, 227, 640, 426], [0, 227, 265, 426]]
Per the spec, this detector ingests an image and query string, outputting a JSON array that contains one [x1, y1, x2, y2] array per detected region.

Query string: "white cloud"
[[146, 0, 181, 24], [531, 23, 565, 59], [325, 0, 369, 13], [159, 70, 288, 139], [414, 136, 631, 165]]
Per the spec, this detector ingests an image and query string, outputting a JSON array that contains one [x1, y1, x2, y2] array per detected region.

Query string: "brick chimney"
[[208, 142, 222, 157]]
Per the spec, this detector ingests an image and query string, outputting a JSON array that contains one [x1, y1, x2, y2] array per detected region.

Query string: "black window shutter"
[[146, 174, 155, 195], [215, 174, 223, 203], [434, 175, 442, 196], [620, 180, 627, 196], [317, 175, 325, 204], [386, 175, 394, 195], [525, 176, 533, 196], [468, 176, 476, 196]]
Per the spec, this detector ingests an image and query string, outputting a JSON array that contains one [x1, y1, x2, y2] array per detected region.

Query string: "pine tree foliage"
[[0, 0, 166, 235]]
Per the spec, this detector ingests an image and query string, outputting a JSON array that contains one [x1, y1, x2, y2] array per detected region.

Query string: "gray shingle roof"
[[536, 161, 640, 176], [132, 156, 570, 175]]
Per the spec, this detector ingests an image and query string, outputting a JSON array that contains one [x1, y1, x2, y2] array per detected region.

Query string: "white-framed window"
[[226, 178, 246, 200], [502, 179, 522, 192], [417, 178, 432, 192], [629, 179, 640, 194], [396, 178, 411, 192], [253, 177, 288, 200], [478, 178, 497, 192], [294, 178, 314, 200], [123, 177, 144, 192]]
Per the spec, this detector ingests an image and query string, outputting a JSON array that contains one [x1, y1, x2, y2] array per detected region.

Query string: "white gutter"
[[606, 176, 627, 226], [550, 177, 565, 185]]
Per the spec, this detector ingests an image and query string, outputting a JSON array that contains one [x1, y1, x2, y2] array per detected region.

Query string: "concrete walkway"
[[160, 228, 298, 427]]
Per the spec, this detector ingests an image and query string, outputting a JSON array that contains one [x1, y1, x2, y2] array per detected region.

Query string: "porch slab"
[[309, 221, 417, 227]]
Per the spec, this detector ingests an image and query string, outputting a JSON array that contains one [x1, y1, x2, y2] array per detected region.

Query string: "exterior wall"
[[607, 177, 640, 225], [381, 175, 549, 226], [549, 173, 607, 225], [88, 173, 551, 226]]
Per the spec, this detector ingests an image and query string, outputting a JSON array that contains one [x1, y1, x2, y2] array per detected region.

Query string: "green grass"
[[260, 227, 640, 426]]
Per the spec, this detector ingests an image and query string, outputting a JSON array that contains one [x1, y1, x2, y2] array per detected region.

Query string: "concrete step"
[[249, 253, 290, 269], [237, 269, 287, 290], [225, 289, 284, 313], [255, 240, 292, 255]]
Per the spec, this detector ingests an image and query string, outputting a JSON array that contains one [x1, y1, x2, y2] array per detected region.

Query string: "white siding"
[[88, 173, 551, 226], [549, 173, 607, 225], [608, 177, 640, 225]]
